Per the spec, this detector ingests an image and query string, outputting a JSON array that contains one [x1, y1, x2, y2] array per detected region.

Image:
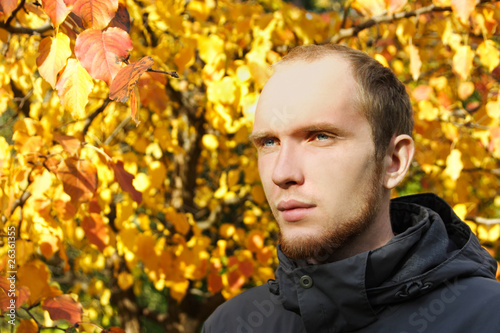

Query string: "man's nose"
[[271, 143, 304, 188]]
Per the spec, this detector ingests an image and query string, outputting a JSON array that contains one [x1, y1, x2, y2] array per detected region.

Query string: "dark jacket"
[[202, 194, 500, 332]]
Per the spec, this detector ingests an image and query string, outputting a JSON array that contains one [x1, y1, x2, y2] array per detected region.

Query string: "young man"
[[202, 44, 500, 332]]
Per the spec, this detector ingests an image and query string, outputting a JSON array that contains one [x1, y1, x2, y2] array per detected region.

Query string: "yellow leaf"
[[186, 0, 211, 21], [477, 40, 500, 72], [55, 59, 94, 118], [451, 0, 476, 24], [453, 203, 468, 220], [458, 81, 474, 100], [117, 272, 134, 290], [444, 149, 463, 181], [478, 225, 500, 243], [417, 100, 439, 121], [202, 134, 219, 151], [219, 223, 236, 238], [486, 99, 500, 119], [36, 33, 72, 88], [207, 76, 237, 105], [174, 44, 195, 73], [453, 45, 474, 80], [352, 0, 386, 16], [169, 278, 189, 302], [132, 172, 150, 192], [374, 54, 389, 67], [409, 42, 421, 81], [385, 0, 407, 14], [198, 35, 224, 64]]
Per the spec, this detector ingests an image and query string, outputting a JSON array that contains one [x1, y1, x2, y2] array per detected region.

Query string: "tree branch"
[[328, 0, 498, 44], [82, 99, 110, 136], [466, 216, 500, 226]]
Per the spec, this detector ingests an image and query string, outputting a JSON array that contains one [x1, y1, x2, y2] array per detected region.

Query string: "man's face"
[[251, 56, 385, 261]]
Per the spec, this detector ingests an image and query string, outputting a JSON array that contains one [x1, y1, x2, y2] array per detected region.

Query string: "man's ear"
[[383, 134, 415, 190]]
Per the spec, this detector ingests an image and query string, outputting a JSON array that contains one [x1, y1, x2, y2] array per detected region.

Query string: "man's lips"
[[277, 200, 316, 222]]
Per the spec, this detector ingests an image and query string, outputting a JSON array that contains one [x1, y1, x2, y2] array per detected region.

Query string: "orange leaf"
[[207, 271, 223, 294], [72, 0, 118, 30], [53, 133, 81, 155], [55, 58, 94, 118], [36, 33, 72, 88], [41, 0, 71, 27], [42, 295, 83, 325], [0, 0, 18, 18], [17, 260, 61, 305], [75, 27, 132, 85], [129, 86, 139, 124], [109, 56, 154, 103], [82, 212, 109, 251], [109, 160, 142, 203], [104, 327, 127, 333], [451, 0, 476, 24], [16, 319, 38, 333], [57, 157, 98, 205], [108, 3, 130, 33]]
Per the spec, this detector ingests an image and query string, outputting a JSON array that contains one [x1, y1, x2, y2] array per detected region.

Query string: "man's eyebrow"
[[248, 123, 346, 143], [248, 131, 270, 144]]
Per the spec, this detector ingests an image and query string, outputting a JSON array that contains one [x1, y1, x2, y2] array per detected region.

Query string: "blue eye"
[[316, 133, 330, 140], [264, 138, 276, 146]]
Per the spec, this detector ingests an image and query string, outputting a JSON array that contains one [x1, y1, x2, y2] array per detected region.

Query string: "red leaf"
[[109, 56, 154, 103], [53, 133, 81, 155], [57, 157, 98, 205], [75, 27, 132, 85], [82, 212, 109, 251], [109, 160, 142, 203], [0, 0, 18, 18], [42, 295, 82, 324], [41, 0, 72, 27], [72, 0, 118, 29], [108, 3, 130, 33]]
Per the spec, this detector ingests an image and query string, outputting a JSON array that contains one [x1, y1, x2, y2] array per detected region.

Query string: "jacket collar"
[[268, 193, 496, 332]]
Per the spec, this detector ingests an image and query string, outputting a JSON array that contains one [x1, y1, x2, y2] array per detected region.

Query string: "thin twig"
[[148, 68, 179, 78], [328, 0, 498, 44]]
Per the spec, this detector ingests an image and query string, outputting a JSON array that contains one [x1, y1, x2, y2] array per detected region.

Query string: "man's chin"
[[279, 232, 341, 262]]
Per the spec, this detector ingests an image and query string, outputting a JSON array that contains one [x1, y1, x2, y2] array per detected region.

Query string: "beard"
[[278, 163, 384, 263]]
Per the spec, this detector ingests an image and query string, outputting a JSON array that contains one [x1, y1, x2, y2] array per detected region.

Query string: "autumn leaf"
[[55, 58, 94, 118], [75, 27, 133, 85], [409, 42, 421, 81], [42, 295, 83, 324], [444, 149, 464, 181], [41, 0, 72, 27], [53, 133, 82, 156], [352, 0, 386, 16], [72, 0, 119, 30], [36, 33, 72, 88], [477, 40, 500, 72], [385, 0, 407, 14], [453, 45, 474, 80], [109, 160, 142, 203], [451, 0, 476, 24], [0, 0, 18, 18], [16, 319, 38, 333], [103, 327, 127, 333], [108, 3, 131, 32], [57, 157, 98, 205], [109, 56, 154, 103], [82, 213, 109, 251]]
